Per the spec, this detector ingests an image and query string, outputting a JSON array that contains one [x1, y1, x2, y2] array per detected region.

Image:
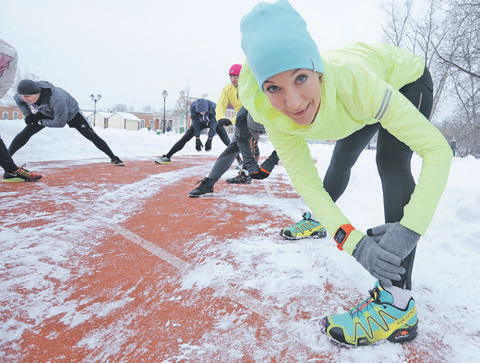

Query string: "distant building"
[[0, 105, 22, 120], [86, 111, 112, 128], [108, 112, 143, 130], [224, 103, 236, 120], [133, 112, 160, 130]]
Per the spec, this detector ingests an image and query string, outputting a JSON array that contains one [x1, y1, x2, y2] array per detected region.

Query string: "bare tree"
[[382, 0, 415, 47], [381, 0, 449, 119], [437, 0, 480, 155], [111, 104, 128, 113], [382, 0, 480, 156], [433, 0, 480, 78]]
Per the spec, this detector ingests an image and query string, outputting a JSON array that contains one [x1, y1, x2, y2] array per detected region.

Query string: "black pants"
[[207, 107, 261, 182], [165, 124, 232, 158], [324, 67, 433, 290], [8, 112, 117, 160], [0, 138, 18, 173]]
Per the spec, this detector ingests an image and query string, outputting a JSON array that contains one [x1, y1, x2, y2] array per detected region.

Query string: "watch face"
[[335, 228, 346, 243]]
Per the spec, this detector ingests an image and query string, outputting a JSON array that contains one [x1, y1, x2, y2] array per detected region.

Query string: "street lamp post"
[[162, 90, 168, 133], [90, 94, 102, 127]]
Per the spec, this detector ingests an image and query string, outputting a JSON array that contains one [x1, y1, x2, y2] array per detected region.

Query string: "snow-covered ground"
[[1, 119, 479, 361]]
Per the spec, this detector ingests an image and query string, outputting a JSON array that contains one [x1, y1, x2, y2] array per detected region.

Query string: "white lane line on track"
[[111, 224, 286, 320], [263, 179, 275, 198], [111, 225, 191, 272]]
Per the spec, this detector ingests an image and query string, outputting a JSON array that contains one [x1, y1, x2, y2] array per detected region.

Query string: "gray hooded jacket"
[[14, 81, 80, 127]]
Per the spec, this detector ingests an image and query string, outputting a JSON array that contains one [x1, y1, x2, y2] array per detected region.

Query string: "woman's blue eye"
[[266, 85, 280, 93], [296, 74, 307, 83]]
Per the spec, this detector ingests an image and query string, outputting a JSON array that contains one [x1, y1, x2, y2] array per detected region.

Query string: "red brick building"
[[0, 106, 23, 120]]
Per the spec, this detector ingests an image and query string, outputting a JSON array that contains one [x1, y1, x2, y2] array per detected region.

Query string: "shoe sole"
[[279, 230, 327, 240], [387, 323, 418, 343], [320, 316, 418, 347], [2, 178, 40, 183], [155, 161, 171, 165], [188, 192, 214, 198], [112, 163, 125, 166], [225, 180, 252, 184]]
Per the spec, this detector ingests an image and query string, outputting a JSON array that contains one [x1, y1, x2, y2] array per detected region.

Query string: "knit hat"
[[240, 0, 323, 89], [195, 98, 209, 113], [229, 64, 242, 76], [17, 79, 41, 95]]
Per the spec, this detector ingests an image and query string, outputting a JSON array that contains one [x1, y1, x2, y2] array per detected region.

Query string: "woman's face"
[[263, 69, 322, 126], [230, 75, 239, 87]]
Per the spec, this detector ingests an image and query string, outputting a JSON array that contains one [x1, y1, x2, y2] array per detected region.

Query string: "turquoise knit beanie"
[[240, 0, 323, 90]]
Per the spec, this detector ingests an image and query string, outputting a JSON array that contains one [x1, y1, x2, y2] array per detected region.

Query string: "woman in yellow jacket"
[[239, 0, 452, 347], [216, 64, 244, 168], [216, 64, 243, 125]]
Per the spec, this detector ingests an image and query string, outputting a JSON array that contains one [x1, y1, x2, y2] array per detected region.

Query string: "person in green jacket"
[[240, 0, 452, 347]]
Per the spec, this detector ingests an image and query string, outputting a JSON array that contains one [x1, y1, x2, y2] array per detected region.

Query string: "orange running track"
[[0, 157, 448, 362]]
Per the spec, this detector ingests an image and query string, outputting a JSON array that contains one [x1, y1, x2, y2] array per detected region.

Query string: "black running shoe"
[[225, 171, 251, 184], [2, 167, 42, 182], [155, 155, 171, 164], [111, 156, 125, 166], [188, 178, 215, 197]]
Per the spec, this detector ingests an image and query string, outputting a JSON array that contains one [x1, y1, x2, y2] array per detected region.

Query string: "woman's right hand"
[[352, 235, 405, 287]]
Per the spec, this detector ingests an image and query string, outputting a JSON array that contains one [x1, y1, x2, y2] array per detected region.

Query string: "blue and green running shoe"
[[321, 281, 418, 346], [280, 212, 326, 240]]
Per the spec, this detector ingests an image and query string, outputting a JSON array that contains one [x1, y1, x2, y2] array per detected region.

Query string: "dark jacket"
[[190, 99, 217, 138], [14, 81, 80, 128]]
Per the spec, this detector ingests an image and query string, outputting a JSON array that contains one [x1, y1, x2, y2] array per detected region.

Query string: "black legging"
[[324, 67, 433, 290], [8, 112, 116, 160], [217, 124, 243, 164], [165, 123, 236, 159], [0, 138, 18, 173]]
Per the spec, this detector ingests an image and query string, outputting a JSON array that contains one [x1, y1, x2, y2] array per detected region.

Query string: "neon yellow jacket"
[[239, 42, 452, 255], [216, 83, 243, 124]]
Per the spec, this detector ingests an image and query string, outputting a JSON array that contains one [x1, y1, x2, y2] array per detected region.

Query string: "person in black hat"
[[0, 42, 42, 182], [155, 98, 222, 164], [10, 79, 124, 166]]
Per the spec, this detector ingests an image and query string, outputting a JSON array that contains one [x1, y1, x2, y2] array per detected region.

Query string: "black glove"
[[259, 155, 277, 173], [250, 167, 270, 180], [25, 112, 48, 126], [218, 118, 232, 127], [205, 137, 212, 151], [25, 114, 39, 126], [195, 138, 203, 151], [250, 155, 277, 180]]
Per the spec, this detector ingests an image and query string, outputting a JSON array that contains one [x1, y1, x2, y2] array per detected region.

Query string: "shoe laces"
[[349, 288, 382, 317], [16, 167, 32, 177], [195, 178, 210, 186], [289, 213, 317, 231], [233, 172, 249, 181]]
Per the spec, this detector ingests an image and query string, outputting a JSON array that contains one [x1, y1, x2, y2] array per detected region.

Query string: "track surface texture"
[[0, 157, 458, 362]]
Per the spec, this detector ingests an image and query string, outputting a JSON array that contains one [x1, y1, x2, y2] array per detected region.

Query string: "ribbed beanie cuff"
[[240, 0, 323, 90]]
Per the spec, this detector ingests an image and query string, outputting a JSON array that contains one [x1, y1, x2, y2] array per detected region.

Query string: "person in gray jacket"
[[188, 106, 279, 197], [9, 79, 124, 165]]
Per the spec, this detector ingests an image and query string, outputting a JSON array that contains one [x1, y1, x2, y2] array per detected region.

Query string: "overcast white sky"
[[1, 0, 384, 112]]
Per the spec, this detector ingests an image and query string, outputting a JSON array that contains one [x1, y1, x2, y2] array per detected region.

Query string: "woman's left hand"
[[368, 223, 420, 260]]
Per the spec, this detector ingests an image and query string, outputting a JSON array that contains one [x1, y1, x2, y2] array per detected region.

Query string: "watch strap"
[[334, 224, 355, 251]]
